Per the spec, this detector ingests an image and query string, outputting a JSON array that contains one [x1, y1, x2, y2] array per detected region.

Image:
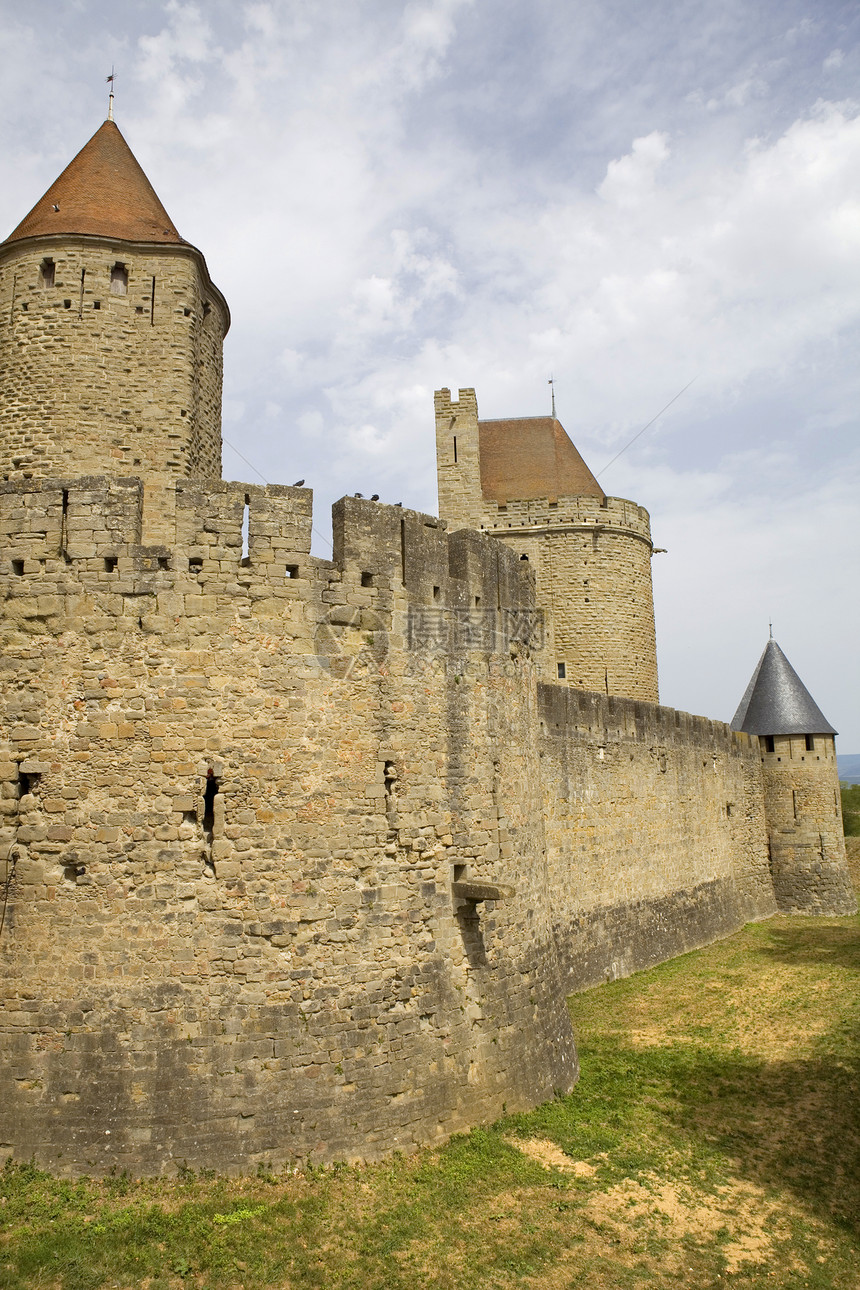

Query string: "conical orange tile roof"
[[3, 119, 184, 246]]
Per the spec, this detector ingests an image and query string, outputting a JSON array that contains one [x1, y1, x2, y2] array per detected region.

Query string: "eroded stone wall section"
[[0, 483, 577, 1176]]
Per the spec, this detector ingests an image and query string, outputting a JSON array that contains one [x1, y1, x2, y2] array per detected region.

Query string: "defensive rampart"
[[0, 480, 576, 1175], [540, 684, 777, 991]]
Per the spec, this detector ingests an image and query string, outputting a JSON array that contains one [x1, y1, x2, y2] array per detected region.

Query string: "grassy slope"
[[1, 915, 858, 1289]]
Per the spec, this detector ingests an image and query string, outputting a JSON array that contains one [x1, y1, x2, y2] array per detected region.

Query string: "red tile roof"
[[3, 120, 183, 246], [478, 417, 604, 502]]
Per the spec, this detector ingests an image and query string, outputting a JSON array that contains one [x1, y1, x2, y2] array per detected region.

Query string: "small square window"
[[286, 564, 299, 579], [11, 559, 25, 576], [104, 556, 118, 573], [361, 572, 374, 588]]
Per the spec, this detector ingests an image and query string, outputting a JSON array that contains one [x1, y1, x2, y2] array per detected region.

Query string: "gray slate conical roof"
[[731, 639, 837, 736]]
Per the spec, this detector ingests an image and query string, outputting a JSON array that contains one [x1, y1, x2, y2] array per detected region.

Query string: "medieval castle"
[[0, 117, 854, 1176]]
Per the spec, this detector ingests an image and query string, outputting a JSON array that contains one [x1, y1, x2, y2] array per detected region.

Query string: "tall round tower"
[[732, 638, 855, 915], [0, 117, 229, 542], [435, 387, 658, 702]]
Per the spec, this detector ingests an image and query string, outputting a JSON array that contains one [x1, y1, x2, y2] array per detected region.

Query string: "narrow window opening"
[[453, 864, 466, 882], [792, 789, 799, 820], [286, 564, 299, 579], [11, 559, 24, 576], [557, 662, 566, 680], [400, 517, 406, 586], [110, 262, 128, 296], [157, 556, 170, 570], [184, 307, 192, 317], [763, 735, 775, 754], [60, 488, 69, 559], [78, 267, 86, 317], [203, 301, 211, 318], [475, 595, 481, 607], [18, 769, 37, 798], [604, 667, 609, 695], [361, 571, 374, 588], [432, 585, 440, 602], [726, 802, 733, 817], [93, 300, 101, 309], [453, 436, 457, 463], [63, 299, 71, 309], [150, 275, 156, 325], [188, 557, 203, 573], [203, 771, 219, 839], [21, 302, 28, 311], [241, 496, 250, 561], [103, 556, 118, 573], [805, 735, 814, 751], [40, 258, 55, 289]]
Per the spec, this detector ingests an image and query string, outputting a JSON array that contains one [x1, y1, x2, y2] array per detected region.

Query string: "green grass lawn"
[[2, 914, 858, 1289]]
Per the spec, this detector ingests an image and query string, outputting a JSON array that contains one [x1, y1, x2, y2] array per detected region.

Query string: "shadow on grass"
[[557, 1022, 860, 1243], [755, 918, 860, 973]]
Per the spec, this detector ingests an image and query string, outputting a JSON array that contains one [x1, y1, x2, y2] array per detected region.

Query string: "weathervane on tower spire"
[[106, 68, 115, 122], [548, 375, 556, 419]]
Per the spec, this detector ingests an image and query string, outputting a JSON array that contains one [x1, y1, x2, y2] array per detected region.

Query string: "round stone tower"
[[0, 117, 229, 542], [435, 387, 658, 702], [732, 638, 856, 915]]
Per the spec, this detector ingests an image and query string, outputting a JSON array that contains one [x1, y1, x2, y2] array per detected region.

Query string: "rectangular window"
[[557, 662, 566, 680], [805, 735, 814, 751], [763, 735, 774, 753], [110, 262, 128, 295], [40, 258, 55, 288]]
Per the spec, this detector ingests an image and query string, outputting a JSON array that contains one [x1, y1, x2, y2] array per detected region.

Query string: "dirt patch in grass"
[[506, 1138, 596, 1177]]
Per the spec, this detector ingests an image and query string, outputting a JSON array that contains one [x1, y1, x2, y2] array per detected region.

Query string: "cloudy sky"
[[1, 0, 858, 747]]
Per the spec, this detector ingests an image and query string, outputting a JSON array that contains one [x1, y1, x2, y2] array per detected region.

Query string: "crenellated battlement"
[[478, 492, 652, 545], [0, 476, 536, 650]]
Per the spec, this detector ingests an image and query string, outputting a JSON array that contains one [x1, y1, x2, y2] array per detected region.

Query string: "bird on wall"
[[292, 479, 304, 487], [371, 494, 379, 501]]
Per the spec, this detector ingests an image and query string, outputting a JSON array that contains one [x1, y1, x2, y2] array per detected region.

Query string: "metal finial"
[[548, 375, 556, 419], [106, 68, 115, 121], [769, 620, 773, 639]]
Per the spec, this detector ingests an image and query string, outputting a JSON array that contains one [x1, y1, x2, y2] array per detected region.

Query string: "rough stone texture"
[[845, 836, 860, 895], [539, 684, 778, 991], [0, 484, 577, 1175], [435, 387, 658, 702], [759, 735, 856, 915], [0, 238, 227, 543]]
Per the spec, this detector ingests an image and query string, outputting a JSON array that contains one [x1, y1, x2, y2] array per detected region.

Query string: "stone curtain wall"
[[539, 685, 777, 992], [0, 484, 576, 1176], [0, 239, 226, 542], [760, 736, 856, 915]]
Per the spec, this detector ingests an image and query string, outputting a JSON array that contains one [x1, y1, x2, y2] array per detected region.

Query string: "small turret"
[[0, 118, 229, 543], [732, 639, 855, 914]]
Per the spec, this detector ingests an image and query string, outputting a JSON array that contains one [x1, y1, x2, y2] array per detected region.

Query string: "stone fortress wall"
[[0, 463, 780, 1175], [0, 477, 578, 1174], [539, 686, 776, 991]]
